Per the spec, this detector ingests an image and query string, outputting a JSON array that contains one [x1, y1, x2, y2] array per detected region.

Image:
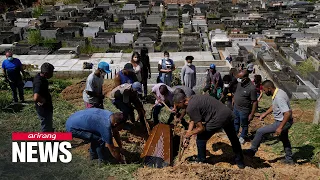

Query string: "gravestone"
[[40, 28, 61, 39], [313, 98, 320, 124], [92, 38, 110, 49], [133, 37, 155, 52], [65, 37, 89, 48]]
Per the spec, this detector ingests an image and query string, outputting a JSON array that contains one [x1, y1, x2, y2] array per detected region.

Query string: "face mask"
[[265, 90, 272, 96], [187, 63, 192, 66], [101, 72, 106, 77], [133, 58, 138, 62], [164, 57, 169, 60], [224, 84, 230, 88], [7, 57, 13, 61], [237, 78, 242, 83]]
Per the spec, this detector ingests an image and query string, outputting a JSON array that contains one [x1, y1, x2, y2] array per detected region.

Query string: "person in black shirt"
[[140, 48, 151, 98], [33, 63, 55, 132], [220, 75, 234, 110], [173, 93, 245, 169]]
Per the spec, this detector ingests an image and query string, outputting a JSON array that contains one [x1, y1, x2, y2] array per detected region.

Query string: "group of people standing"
[[2, 50, 294, 167]]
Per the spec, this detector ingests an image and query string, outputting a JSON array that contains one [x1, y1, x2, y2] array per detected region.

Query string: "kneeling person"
[[109, 82, 145, 124], [66, 108, 125, 164], [173, 93, 245, 168]]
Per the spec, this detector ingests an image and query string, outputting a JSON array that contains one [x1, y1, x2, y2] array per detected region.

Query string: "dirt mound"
[[135, 164, 320, 180], [61, 79, 115, 101]]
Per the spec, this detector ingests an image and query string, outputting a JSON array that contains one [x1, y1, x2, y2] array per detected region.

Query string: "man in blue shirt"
[[66, 108, 126, 164], [2, 51, 25, 103]]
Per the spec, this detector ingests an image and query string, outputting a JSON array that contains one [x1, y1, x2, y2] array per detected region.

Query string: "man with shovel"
[[151, 83, 175, 125], [173, 93, 245, 169], [83, 62, 111, 109]]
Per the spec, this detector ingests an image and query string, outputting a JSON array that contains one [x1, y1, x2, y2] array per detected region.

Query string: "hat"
[[98, 62, 111, 73], [132, 82, 143, 94], [210, 64, 216, 69], [123, 63, 134, 72]]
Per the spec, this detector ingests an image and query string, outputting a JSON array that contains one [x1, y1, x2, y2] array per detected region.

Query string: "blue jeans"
[[9, 81, 24, 102], [251, 120, 293, 161], [233, 107, 250, 138], [196, 119, 243, 163], [36, 106, 54, 132], [70, 128, 111, 161], [153, 104, 175, 124]]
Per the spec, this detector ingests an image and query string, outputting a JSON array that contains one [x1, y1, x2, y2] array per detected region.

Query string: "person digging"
[[66, 108, 126, 165], [151, 83, 175, 125], [173, 93, 245, 169], [109, 82, 147, 131]]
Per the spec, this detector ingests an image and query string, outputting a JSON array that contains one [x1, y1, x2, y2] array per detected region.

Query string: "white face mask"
[[224, 84, 230, 88], [164, 57, 169, 60], [101, 72, 106, 77], [187, 63, 192, 66], [237, 78, 242, 83]]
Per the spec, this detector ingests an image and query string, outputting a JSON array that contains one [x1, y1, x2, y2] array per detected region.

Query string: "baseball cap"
[[98, 62, 111, 73], [132, 82, 143, 94], [123, 63, 134, 72], [210, 64, 216, 69]]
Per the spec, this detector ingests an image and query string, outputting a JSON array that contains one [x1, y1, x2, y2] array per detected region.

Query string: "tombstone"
[[165, 17, 179, 29], [161, 31, 180, 43], [133, 37, 155, 52], [65, 37, 89, 48], [147, 14, 162, 26], [40, 28, 62, 39], [123, 20, 141, 33], [28, 46, 52, 55], [96, 32, 115, 44], [313, 99, 320, 125], [0, 34, 17, 44], [54, 20, 72, 28], [56, 46, 80, 55], [83, 27, 103, 38], [4, 12, 16, 21], [167, 9, 179, 17], [12, 44, 34, 55], [121, 4, 137, 14], [115, 33, 134, 44], [92, 38, 110, 49], [63, 26, 83, 37], [182, 13, 190, 24], [56, 32, 75, 41], [87, 21, 107, 30], [161, 42, 180, 52]]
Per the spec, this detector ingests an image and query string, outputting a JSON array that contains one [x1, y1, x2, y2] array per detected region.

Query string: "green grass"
[[0, 79, 141, 179]]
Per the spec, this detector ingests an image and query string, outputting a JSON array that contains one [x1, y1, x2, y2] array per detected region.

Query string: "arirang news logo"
[[12, 132, 73, 163]]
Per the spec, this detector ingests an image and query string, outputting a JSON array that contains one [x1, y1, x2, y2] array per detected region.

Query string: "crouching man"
[[173, 93, 245, 169], [66, 108, 125, 164], [109, 82, 146, 125]]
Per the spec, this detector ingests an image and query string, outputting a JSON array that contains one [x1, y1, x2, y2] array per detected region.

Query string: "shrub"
[[297, 58, 315, 77], [27, 30, 43, 45], [32, 6, 44, 18]]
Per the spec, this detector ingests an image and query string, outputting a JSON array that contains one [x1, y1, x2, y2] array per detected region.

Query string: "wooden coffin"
[[141, 124, 173, 168]]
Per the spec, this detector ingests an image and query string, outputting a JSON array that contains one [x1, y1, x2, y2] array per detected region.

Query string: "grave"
[[165, 17, 180, 29], [56, 32, 75, 41], [55, 8, 78, 19], [123, 20, 141, 33], [12, 44, 34, 55], [63, 26, 83, 37], [40, 28, 62, 39], [133, 37, 155, 52], [114, 33, 134, 44], [146, 14, 162, 26], [65, 37, 89, 48], [83, 27, 103, 38], [121, 4, 137, 14]]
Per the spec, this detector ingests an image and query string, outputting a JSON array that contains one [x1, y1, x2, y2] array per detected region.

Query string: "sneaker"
[[280, 159, 294, 165], [243, 149, 256, 157], [239, 137, 245, 145]]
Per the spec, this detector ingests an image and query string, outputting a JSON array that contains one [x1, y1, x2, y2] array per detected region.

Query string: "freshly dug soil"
[[61, 79, 115, 101]]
